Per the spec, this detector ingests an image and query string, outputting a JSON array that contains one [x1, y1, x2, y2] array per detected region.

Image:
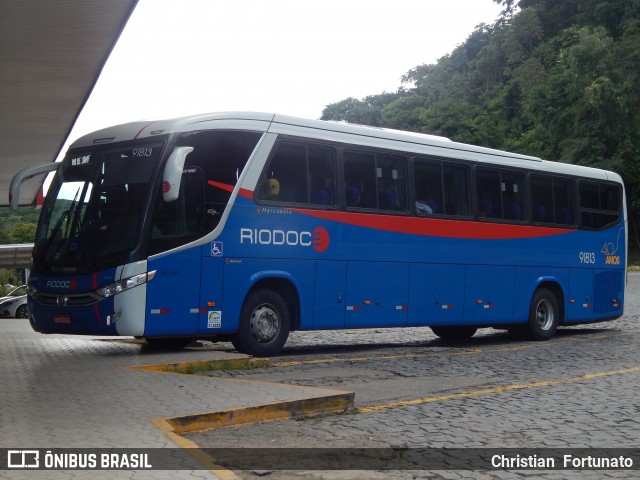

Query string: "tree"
[[10, 223, 37, 244]]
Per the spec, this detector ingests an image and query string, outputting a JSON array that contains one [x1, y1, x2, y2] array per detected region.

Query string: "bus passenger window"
[[308, 146, 336, 206], [258, 142, 337, 207], [553, 178, 575, 225], [344, 151, 376, 209], [414, 159, 443, 215], [261, 143, 307, 203], [443, 163, 470, 216], [376, 154, 407, 211], [579, 181, 620, 229], [530, 175, 553, 223], [476, 168, 502, 219], [501, 170, 525, 222]]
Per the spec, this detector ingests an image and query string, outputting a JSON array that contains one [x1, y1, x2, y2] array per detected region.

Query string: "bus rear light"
[[440, 305, 454, 309], [483, 303, 495, 309], [346, 306, 360, 311]]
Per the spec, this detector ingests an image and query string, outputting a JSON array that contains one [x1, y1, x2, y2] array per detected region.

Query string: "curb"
[[131, 356, 355, 434], [166, 391, 355, 435]]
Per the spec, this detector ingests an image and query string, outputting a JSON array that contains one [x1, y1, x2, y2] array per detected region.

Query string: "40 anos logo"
[[240, 227, 329, 252]]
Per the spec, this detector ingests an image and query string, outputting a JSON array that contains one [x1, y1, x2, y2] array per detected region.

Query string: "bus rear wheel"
[[431, 326, 477, 340], [232, 289, 290, 357], [513, 288, 559, 341]]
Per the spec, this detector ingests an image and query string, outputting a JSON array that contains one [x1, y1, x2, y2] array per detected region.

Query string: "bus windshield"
[[33, 142, 162, 274]]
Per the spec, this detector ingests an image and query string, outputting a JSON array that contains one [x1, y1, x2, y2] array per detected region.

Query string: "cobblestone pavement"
[[186, 274, 640, 480], [0, 324, 342, 480]]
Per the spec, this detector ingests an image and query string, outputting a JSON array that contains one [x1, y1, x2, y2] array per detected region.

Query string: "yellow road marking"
[[359, 366, 640, 413], [150, 418, 241, 480]]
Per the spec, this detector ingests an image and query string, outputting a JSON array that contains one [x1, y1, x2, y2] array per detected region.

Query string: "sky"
[[63, 0, 503, 155]]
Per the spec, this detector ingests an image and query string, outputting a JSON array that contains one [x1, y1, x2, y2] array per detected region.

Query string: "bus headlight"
[[95, 271, 156, 298]]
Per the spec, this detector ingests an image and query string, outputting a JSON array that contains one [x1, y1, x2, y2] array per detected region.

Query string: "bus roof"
[[70, 111, 621, 183]]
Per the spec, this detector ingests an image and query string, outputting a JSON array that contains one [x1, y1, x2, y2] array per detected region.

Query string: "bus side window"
[[553, 177, 575, 225], [501, 170, 526, 222], [476, 168, 502, 219], [376, 154, 407, 211], [258, 142, 337, 207], [443, 163, 470, 216], [344, 151, 376, 209], [530, 174, 553, 223], [414, 159, 442, 215], [261, 143, 307, 203], [308, 146, 336, 206], [579, 181, 620, 229]]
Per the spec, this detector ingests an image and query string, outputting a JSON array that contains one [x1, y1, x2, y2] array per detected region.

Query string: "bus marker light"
[[570, 299, 575, 303], [207, 302, 216, 307], [476, 299, 483, 304], [364, 300, 371, 305]]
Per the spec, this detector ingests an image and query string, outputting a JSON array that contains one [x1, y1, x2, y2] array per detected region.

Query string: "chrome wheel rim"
[[535, 298, 554, 331], [249, 304, 280, 343]]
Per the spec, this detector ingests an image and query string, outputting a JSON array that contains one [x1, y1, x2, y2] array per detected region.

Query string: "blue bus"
[[10, 112, 627, 356]]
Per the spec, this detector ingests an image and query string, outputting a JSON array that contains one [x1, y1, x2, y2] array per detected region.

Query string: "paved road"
[[187, 274, 640, 479], [1, 275, 637, 479]]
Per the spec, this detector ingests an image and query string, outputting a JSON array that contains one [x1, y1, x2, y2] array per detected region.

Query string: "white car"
[[0, 294, 28, 318], [0, 285, 26, 303]]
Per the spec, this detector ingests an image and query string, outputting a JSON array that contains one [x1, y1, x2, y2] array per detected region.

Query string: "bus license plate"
[[53, 314, 72, 325]]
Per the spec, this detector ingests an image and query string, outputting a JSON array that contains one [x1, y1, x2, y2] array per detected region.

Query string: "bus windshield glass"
[[34, 142, 162, 274]]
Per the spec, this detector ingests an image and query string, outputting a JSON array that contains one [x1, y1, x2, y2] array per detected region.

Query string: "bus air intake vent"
[[32, 292, 101, 307]]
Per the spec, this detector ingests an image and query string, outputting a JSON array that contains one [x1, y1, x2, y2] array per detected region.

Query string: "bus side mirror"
[[9, 162, 61, 211], [162, 146, 193, 202]]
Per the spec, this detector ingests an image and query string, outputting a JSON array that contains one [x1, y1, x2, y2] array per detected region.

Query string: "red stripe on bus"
[[207, 181, 253, 199], [207, 182, 572, 239], [291, 208, 572, 240], [133, 122, 154, 139]]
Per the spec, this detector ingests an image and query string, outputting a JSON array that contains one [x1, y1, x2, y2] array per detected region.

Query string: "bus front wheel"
[[431, 326, 477, 340], [232, 289, 290, 357], [513, 288, 559, 341]]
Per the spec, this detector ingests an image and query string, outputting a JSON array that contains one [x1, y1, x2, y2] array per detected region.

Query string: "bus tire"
[[518, 288, 559, 341], [431, 325, 477, 340], [232, 289, 290, 357]]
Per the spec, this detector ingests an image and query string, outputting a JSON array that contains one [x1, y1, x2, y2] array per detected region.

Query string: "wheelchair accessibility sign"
[[211, 242, 223, 256]]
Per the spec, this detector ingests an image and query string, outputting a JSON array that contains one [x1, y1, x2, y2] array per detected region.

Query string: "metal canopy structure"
[[0, 0, 139, 209]]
